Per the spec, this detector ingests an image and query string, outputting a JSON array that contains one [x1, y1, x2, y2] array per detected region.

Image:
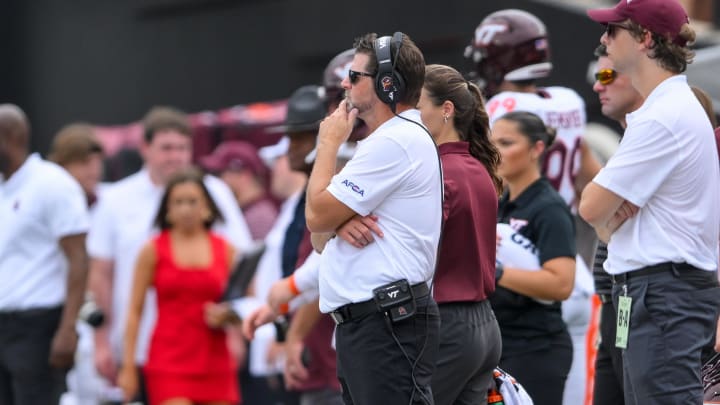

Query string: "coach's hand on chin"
[[317, 99, 358, 153]]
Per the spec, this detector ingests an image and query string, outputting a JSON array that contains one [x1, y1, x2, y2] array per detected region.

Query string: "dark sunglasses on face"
[[595, 68, 617, 85], [348, 69, 375, 84], [605, 23, 632, 38]]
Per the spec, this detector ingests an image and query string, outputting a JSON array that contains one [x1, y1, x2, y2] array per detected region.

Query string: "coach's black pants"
[[336, 295, 440, 405], [0, 306, 67, 405]]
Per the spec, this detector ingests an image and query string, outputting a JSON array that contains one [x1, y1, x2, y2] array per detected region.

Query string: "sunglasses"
[[605, 23, 632, 38], [595, 68, 617, 85], [348, 69, 375, 84]]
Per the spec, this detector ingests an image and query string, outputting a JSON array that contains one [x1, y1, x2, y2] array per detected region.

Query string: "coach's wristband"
[[495, 260, 505, 283], [288, 274, 301, 296]]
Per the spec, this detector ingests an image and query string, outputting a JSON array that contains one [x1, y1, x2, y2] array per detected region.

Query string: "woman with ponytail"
[[415, 63, 503, 405], [490, 110, 576, 405]]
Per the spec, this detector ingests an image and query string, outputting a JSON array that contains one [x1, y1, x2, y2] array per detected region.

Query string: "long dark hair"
[[423, 64, 502, 194], [497, 111, 556, 165], [154, 167, 224, 230]]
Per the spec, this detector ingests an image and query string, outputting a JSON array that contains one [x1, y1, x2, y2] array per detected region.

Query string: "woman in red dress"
[[118, 168, 240, 405]]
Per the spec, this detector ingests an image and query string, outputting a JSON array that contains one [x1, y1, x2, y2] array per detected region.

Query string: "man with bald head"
[[0, 104, 90, 404]]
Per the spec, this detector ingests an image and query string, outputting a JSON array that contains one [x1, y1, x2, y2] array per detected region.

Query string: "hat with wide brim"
[[267, 85, 326, 134], [258, 136, 289, 167]]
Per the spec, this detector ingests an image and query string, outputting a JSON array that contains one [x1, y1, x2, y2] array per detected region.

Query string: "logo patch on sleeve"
[[341, 179, 365, 196]]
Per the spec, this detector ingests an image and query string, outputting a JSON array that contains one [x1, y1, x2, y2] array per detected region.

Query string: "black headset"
[[373, 32, 406, 111]]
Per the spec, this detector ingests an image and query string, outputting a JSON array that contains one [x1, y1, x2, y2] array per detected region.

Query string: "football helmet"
[[322, 48, 368, 141], [322, 48, 354, 103], [465, 9, 553, 97]]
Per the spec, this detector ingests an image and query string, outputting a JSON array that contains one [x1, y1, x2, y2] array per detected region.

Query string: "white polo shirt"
[[318, 110, 443, 313], [0, 154, 90, 310], [87, 168, 253, 364], [593, 75, 720, 274]]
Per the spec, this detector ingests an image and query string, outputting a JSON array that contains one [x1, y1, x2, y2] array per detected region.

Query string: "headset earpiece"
[[373, 32, 406, 110]]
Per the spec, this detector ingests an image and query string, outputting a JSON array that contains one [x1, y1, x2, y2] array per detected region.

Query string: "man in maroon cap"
[[579, 1, 720, 403], [201, 140, 278, 241]]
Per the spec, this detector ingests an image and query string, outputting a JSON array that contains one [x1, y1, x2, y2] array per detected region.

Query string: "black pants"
[[613, 266, 720, 404], [593, 299, 625, 405], [335, 296, 440, 405], [432, 300, 501, 405], [499, 330, 573, 405], [0, 306, 68, 405]]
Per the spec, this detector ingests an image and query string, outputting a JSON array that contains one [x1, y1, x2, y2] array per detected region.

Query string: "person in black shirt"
[[491, 111, 576, 405]]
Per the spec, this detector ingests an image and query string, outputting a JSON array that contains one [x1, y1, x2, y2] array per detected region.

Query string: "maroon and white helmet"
[[322, 48, 368, 141], [323, 48, 354, 104], [464, 9, 553, 97]]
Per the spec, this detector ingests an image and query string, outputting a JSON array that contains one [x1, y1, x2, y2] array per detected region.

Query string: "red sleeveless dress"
[[144, 230, 240, 405]]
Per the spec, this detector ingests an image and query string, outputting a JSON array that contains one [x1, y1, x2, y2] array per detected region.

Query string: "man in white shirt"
[[87, 106, 252, 402], [0, 104, 90, 405], [306, 32, 442, 404], [580, 1, 720, 403]]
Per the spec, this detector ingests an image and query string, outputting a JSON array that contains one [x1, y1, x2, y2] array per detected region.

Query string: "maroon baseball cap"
[[199, 140, 267, 178], [587, 0, 689, 46]]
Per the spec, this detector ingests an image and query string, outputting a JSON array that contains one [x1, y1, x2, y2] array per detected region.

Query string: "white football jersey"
[[487, 87, 586, 209]]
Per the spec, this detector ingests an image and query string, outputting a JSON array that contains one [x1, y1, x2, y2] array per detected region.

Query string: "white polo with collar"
[[318, 110, 442, 313], [593, 75, 720, 274], [0, 153, 90, 310]]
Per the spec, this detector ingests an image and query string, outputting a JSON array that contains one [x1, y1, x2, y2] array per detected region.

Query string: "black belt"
[[330, 282, 429, 325], [610, 262, 702, 284], [0, 306, 62, 320]]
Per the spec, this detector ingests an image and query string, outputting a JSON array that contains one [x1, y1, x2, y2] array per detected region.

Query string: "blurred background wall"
[[1, 0, 718, 154]]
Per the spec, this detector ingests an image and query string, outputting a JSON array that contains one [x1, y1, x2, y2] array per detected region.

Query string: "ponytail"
[[466, 82, 503, 195], [424, 64, 503, 195]]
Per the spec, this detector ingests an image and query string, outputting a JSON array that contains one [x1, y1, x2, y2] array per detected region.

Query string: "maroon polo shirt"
[[433, 141, 498, 304]]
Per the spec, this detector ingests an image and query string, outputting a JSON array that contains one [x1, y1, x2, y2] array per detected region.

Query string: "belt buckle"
[[330, 311, 345, 325]]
